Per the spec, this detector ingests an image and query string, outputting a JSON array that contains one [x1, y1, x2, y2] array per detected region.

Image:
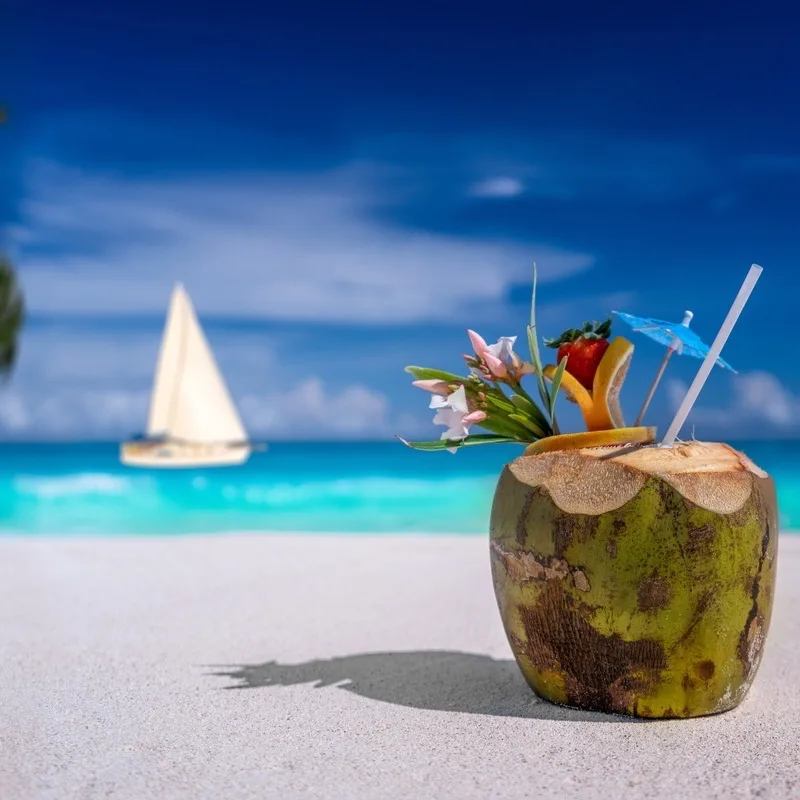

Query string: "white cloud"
[[0, 387, 151, 437], [240, 378, 393, 439], [9, 160, 592, 324], [0, 323, 403, 440], [442, 135, 714, 202], [666, 371, 800, 436], [0, 380, 397, 440], [468, 177, 524, 198]]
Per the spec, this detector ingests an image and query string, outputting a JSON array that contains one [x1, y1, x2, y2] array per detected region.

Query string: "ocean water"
[[0, 441, 797, 536]]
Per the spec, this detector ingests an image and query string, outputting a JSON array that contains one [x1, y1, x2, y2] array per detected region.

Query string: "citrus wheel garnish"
[[591, 336, 633, 428], [523, 426, 656, 456]]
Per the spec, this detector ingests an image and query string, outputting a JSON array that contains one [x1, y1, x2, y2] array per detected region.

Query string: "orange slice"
[[543, 336, 634, 432], [592, 336, 633, 429], [542, 367, 592, 411], [523, 426, 657, 456]]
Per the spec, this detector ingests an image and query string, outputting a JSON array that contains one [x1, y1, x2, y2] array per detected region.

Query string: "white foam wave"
[[220, 476, 492, 506], [14, 473, 135, 499]]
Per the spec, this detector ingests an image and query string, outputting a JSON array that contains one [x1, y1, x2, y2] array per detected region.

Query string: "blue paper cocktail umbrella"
[[612, 309, 736, 426]]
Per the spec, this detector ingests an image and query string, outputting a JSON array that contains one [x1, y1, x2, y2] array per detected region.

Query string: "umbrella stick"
[[634, 311, 693, 426], [635, 348, 675, 426]]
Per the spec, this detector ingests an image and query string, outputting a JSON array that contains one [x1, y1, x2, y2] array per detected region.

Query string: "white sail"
[[145, 284, 248, 444], [146, 286, 184, 438]]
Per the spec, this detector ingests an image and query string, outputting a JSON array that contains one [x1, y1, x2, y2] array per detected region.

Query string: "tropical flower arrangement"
[[400, 265, 655, 455]]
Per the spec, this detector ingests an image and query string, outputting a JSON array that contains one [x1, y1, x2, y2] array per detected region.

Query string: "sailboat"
[[120, 283, 258, 468]]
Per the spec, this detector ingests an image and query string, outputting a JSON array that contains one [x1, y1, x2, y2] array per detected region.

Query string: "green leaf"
[[483, 392, 517, 414], [527, 262, 552, 415], [404, 366, 465, 383], [508, 387, 551, 434], [596, 317, 613, 338], [396, 434, 519, 451], [548, 356, 569, 415], [0, 254, 24, 378], [508, 413, 548, 439], [548, 355, 569, 436], [527, 325, 551, 415], [484, 386, 549, 435], [477, 415, 532, 440], [544, 327, 583, 348], [508, 379, 536, 409], [510, 393, 536, 414], [479, 411, 549, 439]]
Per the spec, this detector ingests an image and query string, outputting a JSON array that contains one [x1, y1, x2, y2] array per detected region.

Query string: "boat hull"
[[120, 441, 252, 468]]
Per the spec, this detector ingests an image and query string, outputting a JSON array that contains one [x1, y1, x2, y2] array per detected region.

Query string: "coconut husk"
[[489, 441, 778, 718]]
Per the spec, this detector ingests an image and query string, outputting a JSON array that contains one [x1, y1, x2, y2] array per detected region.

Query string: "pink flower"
[[463, 410, 487, 424], [512, 354, 536, 376], [482, 352, 508, 379], [412, 379, 452, 395], [466, 330, 517, 379], [467, 329, 489, 358]]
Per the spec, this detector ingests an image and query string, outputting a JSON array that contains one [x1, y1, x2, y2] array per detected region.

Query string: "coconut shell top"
[[507, 441, 770, 516]]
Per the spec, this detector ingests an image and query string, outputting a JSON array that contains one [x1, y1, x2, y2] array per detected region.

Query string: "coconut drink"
[[400, 264, 775, 718], [491, 440, 777, 717]]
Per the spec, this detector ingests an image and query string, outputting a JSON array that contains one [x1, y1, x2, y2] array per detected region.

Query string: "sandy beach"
[[1, 533, 798, 800]]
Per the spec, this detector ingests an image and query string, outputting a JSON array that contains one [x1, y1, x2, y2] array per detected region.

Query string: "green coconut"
[[489, 440, 779, 719]]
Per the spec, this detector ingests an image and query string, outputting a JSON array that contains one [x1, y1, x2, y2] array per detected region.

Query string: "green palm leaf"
[[0, 254, 24, 380]]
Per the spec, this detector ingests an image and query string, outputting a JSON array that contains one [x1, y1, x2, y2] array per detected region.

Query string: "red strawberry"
[[544, 319, 612, 391]]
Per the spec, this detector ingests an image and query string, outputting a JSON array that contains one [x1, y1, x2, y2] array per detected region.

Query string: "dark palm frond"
[[0, 254, 25, 380]]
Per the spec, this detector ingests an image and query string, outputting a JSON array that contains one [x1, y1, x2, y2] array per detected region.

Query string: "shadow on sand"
[[209, 650, 645, 723]]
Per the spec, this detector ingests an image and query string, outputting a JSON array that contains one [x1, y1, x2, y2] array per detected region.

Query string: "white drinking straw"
[[660, 264, 763, 448]]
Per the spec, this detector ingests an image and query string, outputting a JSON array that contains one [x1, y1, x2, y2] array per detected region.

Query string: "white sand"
[[1, 533, 798, 800]]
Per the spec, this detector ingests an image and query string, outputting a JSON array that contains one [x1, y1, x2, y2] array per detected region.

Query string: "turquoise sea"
[[0, 441, 797, 536]]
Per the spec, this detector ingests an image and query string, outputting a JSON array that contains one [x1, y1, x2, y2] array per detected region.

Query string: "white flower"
[[486, 335, 517, 363], [429, 385, 485, 453]]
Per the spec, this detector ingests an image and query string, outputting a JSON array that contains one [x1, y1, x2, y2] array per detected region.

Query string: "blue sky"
[[2, 1, 799, 440]]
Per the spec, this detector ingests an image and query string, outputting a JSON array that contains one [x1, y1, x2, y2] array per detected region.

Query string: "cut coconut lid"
[[581, 440, 768, 477], [510, 441, 767, 515]]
